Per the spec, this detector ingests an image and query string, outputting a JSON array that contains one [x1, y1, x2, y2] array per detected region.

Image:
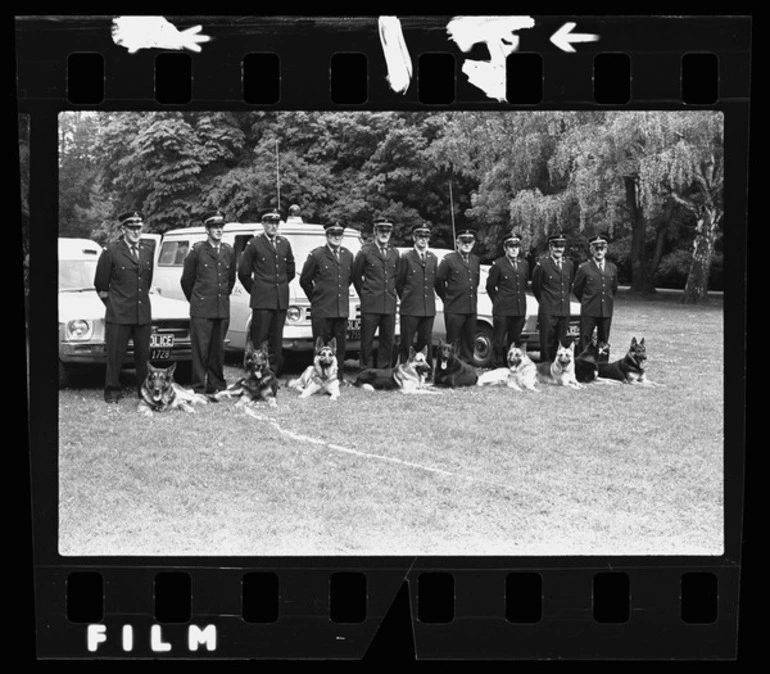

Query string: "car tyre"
[[473, 323, 494, 368]]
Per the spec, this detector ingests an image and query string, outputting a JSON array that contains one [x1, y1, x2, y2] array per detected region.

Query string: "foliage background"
[[55, 111, 724, 299]]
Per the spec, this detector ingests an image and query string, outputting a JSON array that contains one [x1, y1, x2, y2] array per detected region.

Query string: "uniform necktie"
[[420, 252, 425, 264], [130, 244, 138, 261]]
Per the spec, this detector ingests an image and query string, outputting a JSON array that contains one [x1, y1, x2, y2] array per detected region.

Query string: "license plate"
[[151, 333, 175, 348], [347, 318, 361, 340], [567, 324, 580, 336], [151, 348, 172, 360]]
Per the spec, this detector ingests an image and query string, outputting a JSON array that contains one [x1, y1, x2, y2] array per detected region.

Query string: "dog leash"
[[243, 407, 521, 493]]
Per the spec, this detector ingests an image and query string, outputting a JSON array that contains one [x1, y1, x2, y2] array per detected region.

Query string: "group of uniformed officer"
[[94, 207, 618, 402]]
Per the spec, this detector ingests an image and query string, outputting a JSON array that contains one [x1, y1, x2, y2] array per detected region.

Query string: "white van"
[[150, 220, 364, 357]]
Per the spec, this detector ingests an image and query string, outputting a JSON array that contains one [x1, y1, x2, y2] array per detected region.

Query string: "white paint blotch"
[[446, 15, 535, 102], [111, 16, 211, 54], [378, 16, 413, 94]]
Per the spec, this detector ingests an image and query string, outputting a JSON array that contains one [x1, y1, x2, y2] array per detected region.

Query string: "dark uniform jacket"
[[237, 233, 295, 310], [435, 251, 480, 315], [299, 245, 355, 319], [180, 240, 236, 319], [396, 248, 438, 317], [486, 256, 530, 317], [94, 238, 154, 325], [352, 243, 400, 315], [572, 259, 618, 317], [531, 255, 575, 317]]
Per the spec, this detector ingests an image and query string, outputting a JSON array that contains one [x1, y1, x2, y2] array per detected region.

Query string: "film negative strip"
[[17, 14, 750, 660]]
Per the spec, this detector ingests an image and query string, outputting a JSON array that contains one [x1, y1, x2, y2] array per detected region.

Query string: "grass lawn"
[[58, 292, 724, 556]]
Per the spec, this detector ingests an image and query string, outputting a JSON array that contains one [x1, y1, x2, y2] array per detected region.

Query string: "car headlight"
[[286, 306, 302, 322], [66, 319, 93, 341]]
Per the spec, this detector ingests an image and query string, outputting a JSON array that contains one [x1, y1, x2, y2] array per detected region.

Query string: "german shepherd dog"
[[354, 345, 442, 394], [288, 337, 341, 400], [433, 340, 478, 388], [214, 341, 279, 407], [536, 342, 584, 389], [574, 338, 611, 384], [597, 337, 661, 386], [477, 342, 539, 392], [138, 362, 209, 416]]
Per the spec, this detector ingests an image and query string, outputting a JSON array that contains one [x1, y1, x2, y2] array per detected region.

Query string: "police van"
[[149, 217, 364, 358]]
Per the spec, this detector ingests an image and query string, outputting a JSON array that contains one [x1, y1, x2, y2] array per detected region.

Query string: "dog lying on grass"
[[597, 337, 662, 386], [477, 342, 539, 392], [433, 340, 478, 388], [574, 338, 611, 384], [213, 341, 279, 407], [536, 342, 584, 389], [354, 345, 442, 394], [288, 337, 341, 401], [138, 362, 209, 416]]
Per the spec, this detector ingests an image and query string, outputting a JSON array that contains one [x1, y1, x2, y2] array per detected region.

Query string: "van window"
[[158, 240, 190, 266]]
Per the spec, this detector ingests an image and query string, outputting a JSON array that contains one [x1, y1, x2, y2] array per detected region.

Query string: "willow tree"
[[548, 111, 723, 298], [637, 112, 724, 303]]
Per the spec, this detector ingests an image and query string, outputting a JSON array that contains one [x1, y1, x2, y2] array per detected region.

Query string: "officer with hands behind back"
[[180, 209, 236, 395], [94, 210, 154, 403]]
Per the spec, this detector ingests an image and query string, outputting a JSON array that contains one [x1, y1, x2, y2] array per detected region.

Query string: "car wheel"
[[473, 323, 494, 368]]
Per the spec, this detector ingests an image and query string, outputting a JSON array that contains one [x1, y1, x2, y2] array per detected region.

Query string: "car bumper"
[[60, 341, 192, 364]]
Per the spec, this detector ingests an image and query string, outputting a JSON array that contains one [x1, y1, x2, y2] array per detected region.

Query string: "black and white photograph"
[[53, 109, 725, 557]]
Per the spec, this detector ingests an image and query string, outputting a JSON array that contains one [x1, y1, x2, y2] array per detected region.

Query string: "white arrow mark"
[[550, 22, 599, 53]]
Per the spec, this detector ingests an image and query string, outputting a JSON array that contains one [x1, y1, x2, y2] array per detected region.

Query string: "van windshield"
[[59, 259, 97, 291]]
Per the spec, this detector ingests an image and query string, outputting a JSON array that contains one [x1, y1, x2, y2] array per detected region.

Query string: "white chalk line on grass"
[[244, 407, 520, 493]]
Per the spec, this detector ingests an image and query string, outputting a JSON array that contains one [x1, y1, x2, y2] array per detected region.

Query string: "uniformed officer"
[[299, 222, 355, 379], [180, 210, 236, 394], [572, 233, 619, 356], [94, 210, 154, 403], [352, 217, 400, 369], [238, 209, 296, 375], [531, 231, 575, 362], [435, 226, 481, 364], [486, 231, 530, 367], [396, 222, 438, 367]]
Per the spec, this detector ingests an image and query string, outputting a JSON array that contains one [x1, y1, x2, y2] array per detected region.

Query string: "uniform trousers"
[[190, 316, 229, 393], [360, 312, 396, 369], [399, 315, 435, 366], [538, 314, 569, 363], [104, 322, 151, 395], [579, 316, 612, 357], [250, 309, 287, 375], [445, 312, 477, 364], [492, 315, 526, 366]]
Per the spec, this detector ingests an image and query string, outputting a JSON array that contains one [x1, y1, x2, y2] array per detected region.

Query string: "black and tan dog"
[[214, 341, 279, 407], [597, 336, 661, 386], [432, 340, 478, 388], [354, 345, 442, 394], [138, 362, 209, 416], [477, 342, 539, 391], [536, 342, 584, 389], [574, 338, 611, 384], [288, 337, 341, 401]]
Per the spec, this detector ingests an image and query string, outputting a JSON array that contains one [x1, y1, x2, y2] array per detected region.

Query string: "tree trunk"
[[683, 210, 720, 304], [625, 175, 655, 294]]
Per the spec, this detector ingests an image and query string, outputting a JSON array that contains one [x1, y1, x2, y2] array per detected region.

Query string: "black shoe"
[[104, 391, 120, 404]]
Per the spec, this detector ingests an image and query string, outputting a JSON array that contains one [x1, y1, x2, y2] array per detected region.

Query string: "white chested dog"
[[477, 342, 539, 392]]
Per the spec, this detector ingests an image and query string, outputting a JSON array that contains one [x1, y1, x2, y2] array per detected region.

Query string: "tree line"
[[56, 110, 723, 303]]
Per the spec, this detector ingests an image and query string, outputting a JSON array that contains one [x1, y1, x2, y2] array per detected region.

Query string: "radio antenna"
[[275, 139, 281, 211], [448, 166, 457, 243]]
